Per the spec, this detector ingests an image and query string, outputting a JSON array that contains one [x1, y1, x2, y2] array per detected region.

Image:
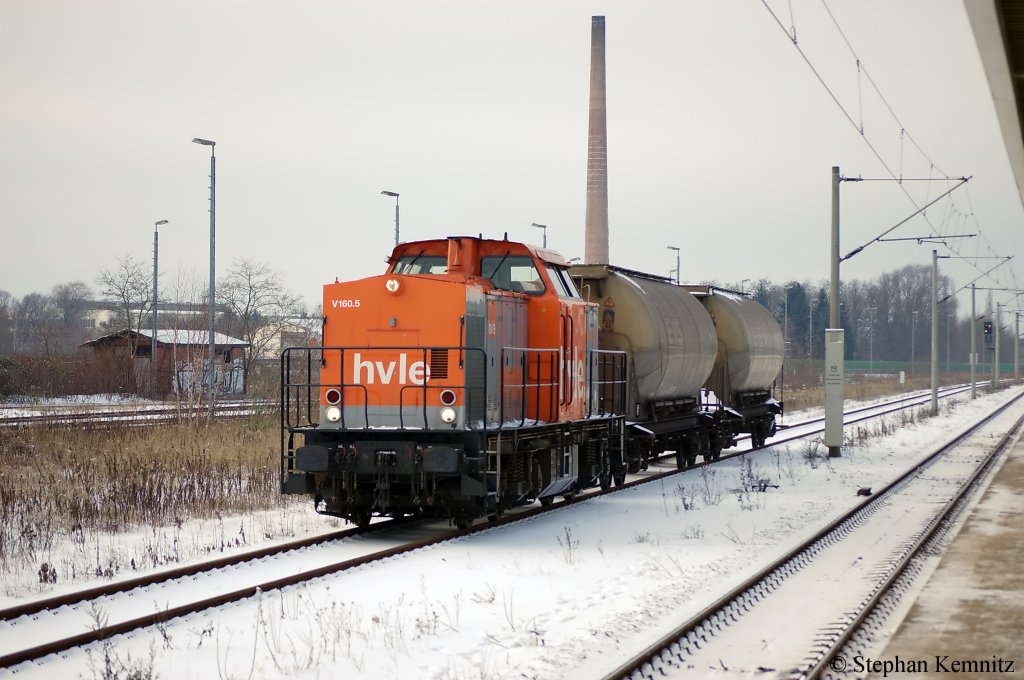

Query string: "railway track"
[[0, 400, 277, 428], [0, 383, 998, 671], [603, 389, 1024, 679]]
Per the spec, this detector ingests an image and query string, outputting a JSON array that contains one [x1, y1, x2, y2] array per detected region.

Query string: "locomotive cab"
[[281, 236, 627, 528]]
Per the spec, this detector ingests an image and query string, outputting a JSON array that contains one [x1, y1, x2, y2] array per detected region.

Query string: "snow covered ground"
[[3, 385, 1022, 680]]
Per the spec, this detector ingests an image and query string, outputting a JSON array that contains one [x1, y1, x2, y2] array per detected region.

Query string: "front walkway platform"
[[870, 426, 1024, 675]]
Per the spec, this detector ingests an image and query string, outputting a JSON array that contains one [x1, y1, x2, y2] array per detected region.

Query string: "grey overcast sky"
[[1, 0, 1021, 311]]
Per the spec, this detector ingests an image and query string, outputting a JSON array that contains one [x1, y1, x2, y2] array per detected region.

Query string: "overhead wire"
[[760, 0, 1017, 297]]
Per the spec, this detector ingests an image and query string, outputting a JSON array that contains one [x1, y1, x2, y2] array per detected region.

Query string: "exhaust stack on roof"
[[584, 15, 609, 265]]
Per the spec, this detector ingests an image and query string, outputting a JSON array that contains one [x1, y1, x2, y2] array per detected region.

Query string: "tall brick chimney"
[[584, 15, 609, 264]]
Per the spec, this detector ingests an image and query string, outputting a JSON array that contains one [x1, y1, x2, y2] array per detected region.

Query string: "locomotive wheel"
[[352, 510, 372, 529], [455, 516, 473, 530], [675, 449, 686, 470]]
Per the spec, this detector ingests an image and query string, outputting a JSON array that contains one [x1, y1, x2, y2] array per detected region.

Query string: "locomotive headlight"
[[440, 407, 457, 424], [325, 406, 342, 423], [385, 278, 401, 294]]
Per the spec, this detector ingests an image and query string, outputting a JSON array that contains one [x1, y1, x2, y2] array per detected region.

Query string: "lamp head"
[[192, 138, 216, 146]]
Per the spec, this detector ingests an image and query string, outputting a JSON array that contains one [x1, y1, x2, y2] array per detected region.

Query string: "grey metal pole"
[[208, 149, 217, 418], [946, 310, 951, 373], [869, 306, 874, 372], [994, 302, 1001, 388], [966, 282, 974, 395], [911, 311, 917, 375], [809, 303, 814, 357], [830, 167, 840, 328], [827, 165, 841, 456], [931, 249, 938, 415], [533, 223, 548, 248], [193, 137, 217, 421], [970, 284, 976, 398], [1015, 312, 1020, 380], [784, 294, 788, 358], [151, 219, 168, 399], [381, 191, 400, 246], [152, 225, 158, 399], [667, 246, 680, 285]]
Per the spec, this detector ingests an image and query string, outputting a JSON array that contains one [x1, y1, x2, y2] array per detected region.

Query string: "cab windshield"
[[480, 255, 546, 295], [391, 255, 447, 275]]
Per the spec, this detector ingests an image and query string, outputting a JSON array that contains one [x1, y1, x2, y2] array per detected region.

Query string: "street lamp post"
[[192, 137, 216, 421], [946, 309, 952, 373], [911, 311, 918, 375], [867, 305, 876, 372], [808, 304, 814, 357], [381, 191, 400, 246], [667, 246, 680, 285], [531, 223, 548, 248], [971, 284, 977, 398], [151, 219, 168, 399], [783, 283, 797, 359]]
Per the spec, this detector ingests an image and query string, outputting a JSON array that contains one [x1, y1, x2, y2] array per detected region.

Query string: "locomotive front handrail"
[[281, 345, 487, 431]]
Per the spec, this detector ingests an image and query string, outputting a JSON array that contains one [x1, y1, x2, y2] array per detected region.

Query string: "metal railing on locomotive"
[[497, 347, 628, 426], [280, 344, 629, 506], [281, 346, 490, 431], [281, 345, 628, 431]]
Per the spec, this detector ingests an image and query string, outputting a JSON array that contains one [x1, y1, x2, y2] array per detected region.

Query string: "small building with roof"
[[80, 329, 249, 397]]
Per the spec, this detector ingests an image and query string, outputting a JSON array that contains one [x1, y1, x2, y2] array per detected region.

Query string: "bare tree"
[[218, 257, 301, 393], [165, 267, 212, 412], [0, 290, 14, 355], [12, 293, 61, 358], [96, 255, 152, 358], [51, 281, 93, 353]]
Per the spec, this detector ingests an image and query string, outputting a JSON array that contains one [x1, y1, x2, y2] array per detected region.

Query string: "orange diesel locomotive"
[[281, 236, 627, 528]]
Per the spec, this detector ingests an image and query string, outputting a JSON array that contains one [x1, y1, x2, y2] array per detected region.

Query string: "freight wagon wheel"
[[539, 495, 554, 507], [599, 472, 612, 490], [675, 450, 686, 470], [613, 473, 626, 486]]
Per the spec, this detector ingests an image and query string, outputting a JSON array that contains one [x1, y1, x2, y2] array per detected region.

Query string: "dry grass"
[[778, 360, 972, 414], [0, 415, 284, 576]]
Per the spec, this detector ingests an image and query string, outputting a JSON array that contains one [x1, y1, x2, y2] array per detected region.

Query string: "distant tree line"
[[734, 263, 1016, 367]]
